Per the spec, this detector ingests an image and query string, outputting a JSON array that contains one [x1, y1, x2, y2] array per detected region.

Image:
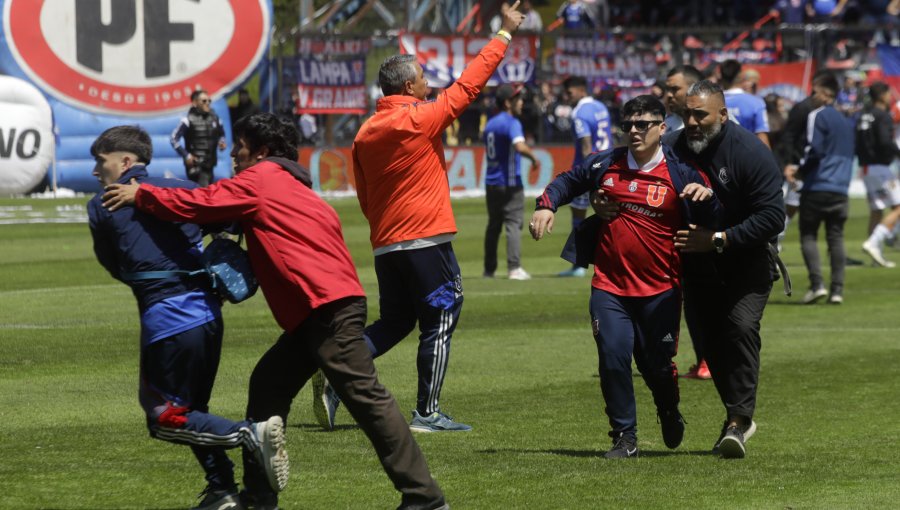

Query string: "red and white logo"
[[2, 0, 270, 116]]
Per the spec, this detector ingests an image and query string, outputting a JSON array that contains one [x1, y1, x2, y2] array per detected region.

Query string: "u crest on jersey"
[[646, 184, 667, 207]]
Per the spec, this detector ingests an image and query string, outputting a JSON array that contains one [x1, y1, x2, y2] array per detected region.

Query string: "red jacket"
[[135, 160, 365, 332], [352, 38, 508, 249]]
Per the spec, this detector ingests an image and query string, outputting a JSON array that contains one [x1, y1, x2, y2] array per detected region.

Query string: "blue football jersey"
[[571, 97, 612, 166], [483, 111, 525, 187], [724, 89, 769, 134]]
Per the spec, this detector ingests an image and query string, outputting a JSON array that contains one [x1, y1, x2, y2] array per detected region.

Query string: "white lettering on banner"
[[446, 149, 479, 190], [297, 85, 366, 111], [402, 34, 537, 88], [554, 53, 656, 80], [298, 61, 355, 86]]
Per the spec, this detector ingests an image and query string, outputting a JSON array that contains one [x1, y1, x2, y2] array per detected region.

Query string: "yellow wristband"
[[496, 30, 512, 42]]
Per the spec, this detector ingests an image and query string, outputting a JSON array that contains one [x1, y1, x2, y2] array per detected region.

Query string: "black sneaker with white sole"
[[604, 432, 639, 459], [716, 420, 757, 459]]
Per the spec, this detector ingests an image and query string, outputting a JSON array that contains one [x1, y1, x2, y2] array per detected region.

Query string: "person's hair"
[[233, 112, 299, 160], [622, 94, 666, 120], [563, 75, 588, 90], [764, 93, 782, 113], [719, 59, 742, 87], [379, 55, 419, 96], [666, 65, 703, 86], [686, 80, 725, 103], [811, 71, 839, 95], [869, 81, 890, 102], [190, 89, 208, 102], [90, 125, 153, 164]]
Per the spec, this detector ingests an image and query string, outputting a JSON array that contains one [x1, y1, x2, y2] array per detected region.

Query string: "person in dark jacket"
[[670, 81, 785, 459], [171, 89, 227, 187], [788, 73, 856, 304], [530, 95, 720, 459], [87, 125, 287, 510]]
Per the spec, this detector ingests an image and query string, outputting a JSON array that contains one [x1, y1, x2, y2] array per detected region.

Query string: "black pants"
[[186, 163, 215, 187], [484, 185, 525, 275], [242, 296, 442, 506], [799, 191, 848, 295], [683, 265, 772, 420]]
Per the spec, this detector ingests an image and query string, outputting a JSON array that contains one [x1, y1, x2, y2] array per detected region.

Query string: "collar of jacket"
[[189, 106, 210, 117], [261, 157, 313, 189], [376, 94, 434, 112], [117, 165, 149, 184]]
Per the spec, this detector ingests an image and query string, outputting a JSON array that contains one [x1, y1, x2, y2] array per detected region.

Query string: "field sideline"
[[1, 196, 899, 509]]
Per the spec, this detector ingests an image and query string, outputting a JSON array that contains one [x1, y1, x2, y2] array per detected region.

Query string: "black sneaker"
[[718, 425, 746, 459], [604, 432, 639, 459], [397, 496, 450, 510], [658, 409, 685, 449], [711, 420, 729, 453], [192, 486, 244, 510]]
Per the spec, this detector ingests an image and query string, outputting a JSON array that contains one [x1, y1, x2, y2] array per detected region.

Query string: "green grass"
[[2, 196, 900, 509]]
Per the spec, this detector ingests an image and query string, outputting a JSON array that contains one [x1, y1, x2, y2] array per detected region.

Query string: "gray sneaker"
[[717, 420, 757, 459], [409, 410, 472, 432], [191, 486, 245, 510], [251, 416, 290, 492], [311, 370, 341, 430], [604, 432, 639, 459]]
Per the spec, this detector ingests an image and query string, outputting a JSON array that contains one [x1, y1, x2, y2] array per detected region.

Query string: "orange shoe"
[[683, 359, 712, 380]]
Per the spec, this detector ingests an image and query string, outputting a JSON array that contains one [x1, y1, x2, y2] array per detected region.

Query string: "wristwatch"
[[712, 232, 726, 253]]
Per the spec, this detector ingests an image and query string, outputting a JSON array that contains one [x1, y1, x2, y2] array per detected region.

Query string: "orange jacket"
[[352, 38, 508, 249]]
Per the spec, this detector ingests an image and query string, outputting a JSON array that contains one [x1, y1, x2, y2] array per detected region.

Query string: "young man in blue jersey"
[[483, 84, 540, 280], [87, 126, 288, 510], [719, 60, 770, 147], [559, 75, 612, 277]]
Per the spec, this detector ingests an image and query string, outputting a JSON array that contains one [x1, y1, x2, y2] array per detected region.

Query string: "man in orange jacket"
[[313, 3, 526, 433]]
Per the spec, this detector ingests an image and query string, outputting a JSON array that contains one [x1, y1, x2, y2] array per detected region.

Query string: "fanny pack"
[[122, 235, 258, 304]]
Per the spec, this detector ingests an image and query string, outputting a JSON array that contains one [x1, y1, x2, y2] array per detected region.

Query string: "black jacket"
[[856, 106, 900, 166]]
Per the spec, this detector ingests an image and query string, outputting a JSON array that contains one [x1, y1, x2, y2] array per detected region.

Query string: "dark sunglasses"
[[620, 120, 662, 132], [199, 99, 211, 104]]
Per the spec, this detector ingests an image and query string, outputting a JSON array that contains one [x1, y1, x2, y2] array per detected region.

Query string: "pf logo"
[[2, 0, 270, 115]]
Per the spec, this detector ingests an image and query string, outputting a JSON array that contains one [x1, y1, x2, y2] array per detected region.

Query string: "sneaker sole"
[[744, 420, 757, 442], [311, 371, 334, 431], [718, 435, 746, 459], [409, 425, 472, 433], [803, 291, 827, 304], [258, 416, 290, 492]]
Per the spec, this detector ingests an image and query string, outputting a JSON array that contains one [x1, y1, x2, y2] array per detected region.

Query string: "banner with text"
[[399, 33, 538, 88], [294, 37, 369, 114], [552, 35, 658, 83]]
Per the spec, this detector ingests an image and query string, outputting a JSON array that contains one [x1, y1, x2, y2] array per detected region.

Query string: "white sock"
[[869, 224, 891, 246]]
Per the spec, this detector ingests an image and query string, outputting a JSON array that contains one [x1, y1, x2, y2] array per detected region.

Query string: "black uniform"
[[171, 107, 226, 186], [672, 120, 784, 421]]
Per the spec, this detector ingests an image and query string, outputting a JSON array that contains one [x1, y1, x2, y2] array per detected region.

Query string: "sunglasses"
[[620, 120, 662, 132], [199, 99, 211, 104]]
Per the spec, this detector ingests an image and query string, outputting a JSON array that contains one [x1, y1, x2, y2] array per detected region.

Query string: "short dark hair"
[[379, 54, 418, 96], [190, 89, 208, 102], [719, 60, 742, 86], [812, 71, 839, 95], [667, 65, 703, 86], [686, 80, 726, 103], [563, 75, 588, 90], [622, 94, 666, 120], [233, 112, 299, 160], [869, 81, 890, 102], [90, 125, 153, 164]]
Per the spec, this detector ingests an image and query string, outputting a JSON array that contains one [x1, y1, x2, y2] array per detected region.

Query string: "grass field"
[[2, 195, 899, 509]]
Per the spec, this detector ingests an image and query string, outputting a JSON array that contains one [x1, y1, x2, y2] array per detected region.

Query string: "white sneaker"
[[507, 267, 531, 280], [828, 294, 843, 304], [252, 416, 289, 492], [862, 240, 896, 268], [802, 287, 828, 304]]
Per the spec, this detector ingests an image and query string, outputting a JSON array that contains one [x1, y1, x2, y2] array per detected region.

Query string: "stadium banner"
[[746, 61, 813, 105], [552, 35, 658, 82], [294, 37, 369, 114], [875, 44, 900, 96], [0, 76, 54, 194], [399, 33, 538, 88], [299, 145, 574, 196]]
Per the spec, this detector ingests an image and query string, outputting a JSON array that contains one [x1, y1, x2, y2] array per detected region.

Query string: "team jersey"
[[724, 89, 769, 134], [572, 96, 612, 167], [592, 149, 683, 296], [483, 111, 525, 187]]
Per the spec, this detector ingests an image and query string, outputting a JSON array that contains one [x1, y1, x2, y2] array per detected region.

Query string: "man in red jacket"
[[313, 1, 526, 435], [102, 113, 447, 510]]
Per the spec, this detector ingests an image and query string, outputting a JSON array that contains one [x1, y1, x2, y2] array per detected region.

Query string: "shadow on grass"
[[477, 448, 716, 458], [291, 422, 358, 432]]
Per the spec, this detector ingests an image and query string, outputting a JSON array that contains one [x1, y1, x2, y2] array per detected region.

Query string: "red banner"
[[744, 61, 813, 105]]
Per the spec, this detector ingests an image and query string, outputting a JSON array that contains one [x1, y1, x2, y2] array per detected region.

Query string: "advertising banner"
[[294, 37, 369, 114], [399, 33, 538, 88]]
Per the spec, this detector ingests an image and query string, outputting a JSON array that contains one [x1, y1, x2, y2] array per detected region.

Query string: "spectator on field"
[[483, 84, 540, 281], [102, 113, 448, 510], [88, 125, 287, 510], [170, 89, 227, 187]]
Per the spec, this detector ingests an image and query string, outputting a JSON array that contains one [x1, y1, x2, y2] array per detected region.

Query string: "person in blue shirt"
[[559, 75, 612, 277], [555, 0, 596, 30], [87, 126, 287, 510], [719, 60, 770, 148], [785, 73, 856, 304], [483, 84, 540, 281], [806, 0, 848, 21], [770, 0, 807, 23]]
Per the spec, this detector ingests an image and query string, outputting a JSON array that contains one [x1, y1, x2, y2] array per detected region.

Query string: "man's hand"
[[680, 183, 714, 202], [590, 189, 619, 221], [102, 179, 140, 212], [674, 224, 716, 253], [530, 209, 554, 240], [185, 154, 196, 168], [500, 0, 525, 33], [218, 140, 227, 151], [784, 164, 799, 188]]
